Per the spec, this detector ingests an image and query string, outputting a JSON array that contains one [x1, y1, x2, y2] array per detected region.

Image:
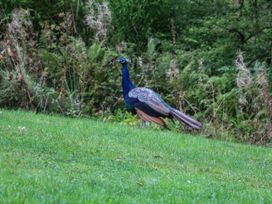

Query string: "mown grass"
[[0, 109, 271, 203]]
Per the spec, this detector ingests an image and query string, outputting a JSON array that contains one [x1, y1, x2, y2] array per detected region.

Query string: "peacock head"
[[118, 57, 129, 65]]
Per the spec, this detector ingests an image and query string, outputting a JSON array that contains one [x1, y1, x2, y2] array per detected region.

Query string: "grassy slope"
[[0, 109, 271, 204]]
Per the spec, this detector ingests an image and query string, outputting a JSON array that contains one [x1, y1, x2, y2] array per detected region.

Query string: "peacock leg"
[[140, 119, 147, 128]]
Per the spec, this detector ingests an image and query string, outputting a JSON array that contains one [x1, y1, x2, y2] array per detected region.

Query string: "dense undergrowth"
[[0, 0, 271, 144]]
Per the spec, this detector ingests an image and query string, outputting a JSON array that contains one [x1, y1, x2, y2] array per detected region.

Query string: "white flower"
[[18, 126, 27, 132]]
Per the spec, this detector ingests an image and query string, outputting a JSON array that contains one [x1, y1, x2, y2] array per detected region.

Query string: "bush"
[[0, 4, 271, 145]]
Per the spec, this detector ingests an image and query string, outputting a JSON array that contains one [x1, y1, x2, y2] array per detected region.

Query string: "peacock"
[[118, 57, 202, 130]]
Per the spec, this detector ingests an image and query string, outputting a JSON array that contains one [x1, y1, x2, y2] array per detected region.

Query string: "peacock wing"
[[128, 87, 170, 116]]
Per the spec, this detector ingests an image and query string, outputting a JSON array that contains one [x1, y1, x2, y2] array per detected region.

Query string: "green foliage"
[[0, 70, 25, 107], [109, 0, 166, 47], [0, 1, 272, 144]]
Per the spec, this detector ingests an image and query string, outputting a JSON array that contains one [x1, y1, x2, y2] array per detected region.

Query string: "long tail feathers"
[[170, 108, 202, 130]]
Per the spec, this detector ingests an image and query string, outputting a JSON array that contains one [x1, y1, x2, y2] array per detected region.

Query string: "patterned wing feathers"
[[129, 88, 170, 115]]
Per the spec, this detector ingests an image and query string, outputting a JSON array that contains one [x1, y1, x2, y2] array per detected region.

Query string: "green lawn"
[[0, 109, 271, 203]]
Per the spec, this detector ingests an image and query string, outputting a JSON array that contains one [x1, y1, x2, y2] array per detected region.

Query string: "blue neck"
[[121, 63, 135, 97]]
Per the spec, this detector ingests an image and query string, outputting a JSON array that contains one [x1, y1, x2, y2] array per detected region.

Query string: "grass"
[[0, 109, 271, 204]]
